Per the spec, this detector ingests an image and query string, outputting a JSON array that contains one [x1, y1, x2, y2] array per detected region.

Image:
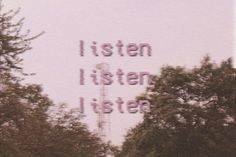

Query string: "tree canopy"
[[117, 56, 236, 157], [0, 72, 107, 157]]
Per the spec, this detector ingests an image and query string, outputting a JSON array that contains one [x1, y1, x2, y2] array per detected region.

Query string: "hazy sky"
[[3, 0, 234, 145]]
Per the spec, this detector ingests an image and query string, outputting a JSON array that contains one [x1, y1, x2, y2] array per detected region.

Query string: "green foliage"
[[118, 56, 236, 157]]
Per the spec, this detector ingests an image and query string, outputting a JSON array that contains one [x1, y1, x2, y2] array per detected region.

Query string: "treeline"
[[1, 2, 236, 157]]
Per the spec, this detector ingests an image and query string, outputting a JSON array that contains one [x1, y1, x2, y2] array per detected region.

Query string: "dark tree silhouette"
[[117, 56, 236, 157], [0, 71, 108, 157]]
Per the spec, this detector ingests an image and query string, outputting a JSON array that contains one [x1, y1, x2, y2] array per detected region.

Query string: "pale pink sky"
[[4, 0, 234, 145]]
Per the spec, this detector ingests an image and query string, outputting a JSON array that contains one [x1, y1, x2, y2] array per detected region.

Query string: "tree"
[[0, 71, 52, 157], [0, 1, 43, 73], [117, 56, 236, 157], [39, 104, 107, 157], [0, 71, 108, 157], [0, 2, 107, 156]]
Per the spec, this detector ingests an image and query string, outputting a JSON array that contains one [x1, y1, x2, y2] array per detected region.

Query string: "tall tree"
[[118, 56, 236, 157], [0, 2, 107, 157]]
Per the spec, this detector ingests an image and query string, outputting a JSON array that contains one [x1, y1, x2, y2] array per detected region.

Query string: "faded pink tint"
[[4, 0, 234, 145]]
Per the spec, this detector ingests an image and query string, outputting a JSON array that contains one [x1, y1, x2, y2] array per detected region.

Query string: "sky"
[[3, 0, 234, 145]]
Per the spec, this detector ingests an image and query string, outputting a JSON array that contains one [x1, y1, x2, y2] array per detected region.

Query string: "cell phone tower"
[[95, 63, 111, 142]]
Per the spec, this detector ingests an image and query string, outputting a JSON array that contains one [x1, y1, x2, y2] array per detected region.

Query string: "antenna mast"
[[96, 63, 110, 141]]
